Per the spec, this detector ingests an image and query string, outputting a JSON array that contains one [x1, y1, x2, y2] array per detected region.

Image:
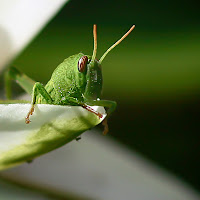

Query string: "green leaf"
[[0, 104, 106, 170]]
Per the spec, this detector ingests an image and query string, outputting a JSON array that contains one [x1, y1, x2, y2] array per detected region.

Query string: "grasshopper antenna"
[[91, 24, 97, 62], [99, 25, 135, 64]]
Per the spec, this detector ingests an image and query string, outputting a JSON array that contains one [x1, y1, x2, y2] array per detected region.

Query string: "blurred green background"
[[5, 0, 200, 191]]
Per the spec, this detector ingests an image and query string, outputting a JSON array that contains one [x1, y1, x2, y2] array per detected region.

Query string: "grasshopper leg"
[[82, 104, 103, 118], [25, 106, 35, 124], [83, 99, 117, 134], [25, 82, 53, 124], [4, 66, 35, 99], [60, 96, 103, 118]]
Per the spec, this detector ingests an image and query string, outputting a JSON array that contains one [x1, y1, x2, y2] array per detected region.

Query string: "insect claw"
[[76, 136, 81, 141], [25, 117, 31, 124], [27, 159, 33, 164], [82, 104, 103, 118], [102, 118, 109, 135], [25, 106, 35, 124]]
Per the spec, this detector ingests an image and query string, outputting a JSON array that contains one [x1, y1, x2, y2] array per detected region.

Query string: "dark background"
[[7, 0, 200, 191]]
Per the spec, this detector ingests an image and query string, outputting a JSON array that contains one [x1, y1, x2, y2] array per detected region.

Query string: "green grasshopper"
[[5, 24, 135, 134]]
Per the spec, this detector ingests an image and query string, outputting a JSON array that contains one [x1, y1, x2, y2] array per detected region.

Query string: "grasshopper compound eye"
[[78, 56, 88, 72]]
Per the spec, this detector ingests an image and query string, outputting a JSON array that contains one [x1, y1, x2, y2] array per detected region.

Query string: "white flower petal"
[[0, 104, 106, 170], [0, 0, 68, 71]]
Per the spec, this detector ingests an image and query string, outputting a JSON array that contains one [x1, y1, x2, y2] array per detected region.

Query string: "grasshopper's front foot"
[[25, 106, 35, 124], [82, 104, 103, 118]]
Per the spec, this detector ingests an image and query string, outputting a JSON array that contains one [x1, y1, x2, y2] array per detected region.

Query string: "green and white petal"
[[0, 104, 106, 170]]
